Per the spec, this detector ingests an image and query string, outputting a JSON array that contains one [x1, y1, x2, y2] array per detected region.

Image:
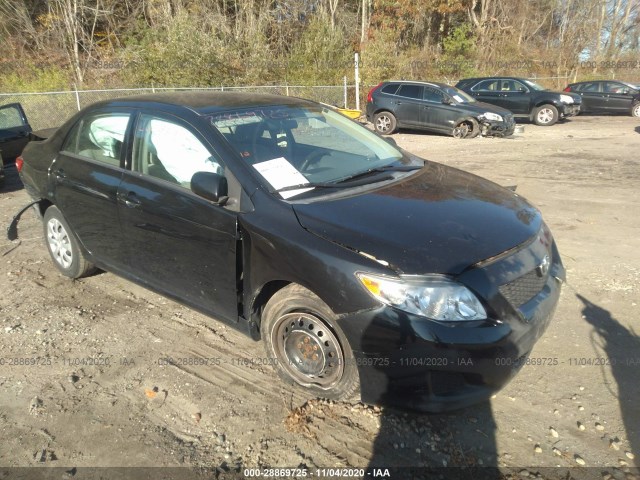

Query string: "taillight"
[[367, 82, 383, 103], [15, 156, 24, 172], [563, 86, 571, 92]]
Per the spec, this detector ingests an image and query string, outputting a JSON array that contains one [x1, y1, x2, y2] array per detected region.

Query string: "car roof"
[[568, 80, 637, 87], [384, 80, 451, 89], [459, 77, 533, 83], [87, 92, 317, 115]]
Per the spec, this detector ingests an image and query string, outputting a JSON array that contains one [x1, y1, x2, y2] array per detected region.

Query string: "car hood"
[[293, 163, 542, 275], [458, 102, 513, 116]]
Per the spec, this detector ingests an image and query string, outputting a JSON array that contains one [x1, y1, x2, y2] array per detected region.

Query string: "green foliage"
[[285, 17, 353, 85], [119, 13, 238, 87], [438, 24, 477, 78], [0, 63, 70, 92]]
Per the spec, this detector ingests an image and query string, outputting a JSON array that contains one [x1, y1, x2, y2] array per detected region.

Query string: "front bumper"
[[559, 103, 581, 118], [480, 116, 516, 137], [337, 237, 564, 412]]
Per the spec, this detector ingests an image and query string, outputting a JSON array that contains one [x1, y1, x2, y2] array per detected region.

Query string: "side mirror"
[[442, 97, 453, 104], [191, 172, 228, 204]]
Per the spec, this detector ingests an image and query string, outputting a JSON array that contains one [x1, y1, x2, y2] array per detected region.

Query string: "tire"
[[43, 206, 95, 279], [261, 284, 360, 401], [373, 111, 397, 134], [533, 104, 558, 126], [452, 118, 479, 139], [631, 102, 640, 117]]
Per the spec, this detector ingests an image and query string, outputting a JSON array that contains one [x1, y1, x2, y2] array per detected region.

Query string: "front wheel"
[[373, 111, 397, 134], [533, 104, 558, 126], [43, 206, 95, 279], [631, 102, 640, 117], [261, 284, 360, 401]]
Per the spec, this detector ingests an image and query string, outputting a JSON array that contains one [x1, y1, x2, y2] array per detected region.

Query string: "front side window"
[[62, 112, 130, 167], [0, 105, 26, 129], [423, 87, 444, 103], [604, 82, 628, 94], [132, 115, 223, 189]]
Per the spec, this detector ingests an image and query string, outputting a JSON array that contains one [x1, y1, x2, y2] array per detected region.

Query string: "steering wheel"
[[299, 150, 328, 172]]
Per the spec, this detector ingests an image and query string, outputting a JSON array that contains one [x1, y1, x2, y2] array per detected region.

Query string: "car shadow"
[[634, 126, 640, 134], [0, 163, 24, 193], [576, 294, 640, 467], [366, 400, 500, 478]]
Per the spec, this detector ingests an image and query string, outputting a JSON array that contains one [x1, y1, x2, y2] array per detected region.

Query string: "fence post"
[[73, 84, 81, 111], [343, 76, 348, 108], [354, 53, 360, 111], [221, 85, 224, 92], [286, 82, 289, 96]]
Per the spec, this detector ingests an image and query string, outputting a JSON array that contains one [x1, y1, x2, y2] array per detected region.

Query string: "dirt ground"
[[0, 114, 639, 479]]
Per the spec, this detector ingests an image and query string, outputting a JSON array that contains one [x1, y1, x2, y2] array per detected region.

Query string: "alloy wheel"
[[537, 108, 555, 124], [47, 218, 73, 269]]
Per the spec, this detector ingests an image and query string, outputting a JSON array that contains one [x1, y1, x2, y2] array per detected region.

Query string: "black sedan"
[[366, 81, 515, 138], [456, 77, 581, 126], [564, 80, 640, 117], [13, 93, 564, 412]]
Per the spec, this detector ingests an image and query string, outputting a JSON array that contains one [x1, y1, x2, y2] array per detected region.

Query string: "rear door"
[[469, 79, 503, 108], [392, 84, 424, 127], [0, 103, 32, 162], [52, 109, 132, 268], [117, 111, 239, 323], [604, 82, 635, 112], [576, 82, 606, 112]]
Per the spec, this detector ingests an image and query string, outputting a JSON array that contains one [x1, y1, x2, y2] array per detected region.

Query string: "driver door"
[[117, 112, 239, 323]]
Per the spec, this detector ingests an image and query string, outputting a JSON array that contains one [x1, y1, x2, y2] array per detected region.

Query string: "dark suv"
[[563, 80, 640, 117], [456, 77, 581, 126], [366, 81, 515, 138]]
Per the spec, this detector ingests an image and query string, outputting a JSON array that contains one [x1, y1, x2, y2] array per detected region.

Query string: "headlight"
[[356, 273, 487, 322], [559, 94, 574, 104], [479, 112, 503, 122]]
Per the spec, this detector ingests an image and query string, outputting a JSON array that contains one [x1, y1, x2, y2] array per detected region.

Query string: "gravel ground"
[[0, 114, 638, 479]]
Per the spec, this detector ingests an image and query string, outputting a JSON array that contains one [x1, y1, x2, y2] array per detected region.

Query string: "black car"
[[563, 80, 640, 117], [456, 77, 581, 126], [0, 103, 32, 161], [13, 92, 564, 412], [366, 81, 515, 138]]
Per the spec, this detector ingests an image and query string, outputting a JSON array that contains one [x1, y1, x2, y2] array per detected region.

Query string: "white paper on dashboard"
[[253, 157, 313, 199], [452, 95, 464, 103]]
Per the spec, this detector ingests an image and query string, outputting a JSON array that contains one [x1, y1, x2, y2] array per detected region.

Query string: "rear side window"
[[396, 84, 423, 99], [577, 82, 600, 92], [381, 83, 400, 94], [63, 113, 130, 167], [473, 80, 499, 91]]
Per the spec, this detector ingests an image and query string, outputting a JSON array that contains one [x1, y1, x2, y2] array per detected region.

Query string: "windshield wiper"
[[274, 164, 423, 194], [335, 164, 423, 184], [274, 182, 350, 193]]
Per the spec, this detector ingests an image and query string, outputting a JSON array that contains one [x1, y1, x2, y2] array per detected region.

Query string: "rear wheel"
[[631, 102, 640, 117], [261, 284, 360, 401], [533, 104, 558, 126], [373, 111, 397, 134], [43, 206, 95, 279]]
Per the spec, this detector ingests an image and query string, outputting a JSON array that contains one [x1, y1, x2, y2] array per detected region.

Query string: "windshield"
[[207, 105, 409, 198], [443, 86, 476, 103], [522, 80, 546, 91]]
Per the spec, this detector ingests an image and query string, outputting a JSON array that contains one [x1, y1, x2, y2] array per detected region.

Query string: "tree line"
[[0, 0, 638, 92]]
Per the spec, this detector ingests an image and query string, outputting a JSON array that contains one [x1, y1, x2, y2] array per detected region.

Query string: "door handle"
[[393, 101, 402, 105], [119, 191, 141, 208], [124, 192, 141, 208]]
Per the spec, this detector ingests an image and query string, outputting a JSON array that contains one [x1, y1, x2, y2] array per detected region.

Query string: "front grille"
[[499, 267, 547, 307]]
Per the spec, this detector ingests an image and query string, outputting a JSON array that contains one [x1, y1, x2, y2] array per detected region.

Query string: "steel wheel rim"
[[47, 218, 73, 269], [272, 312, 344, 389], [537, 108, 554, 124], [376, 115, 391, 133]]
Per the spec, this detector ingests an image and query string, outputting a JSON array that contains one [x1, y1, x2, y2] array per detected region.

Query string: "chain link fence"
[[0, 85, 358, 131]]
